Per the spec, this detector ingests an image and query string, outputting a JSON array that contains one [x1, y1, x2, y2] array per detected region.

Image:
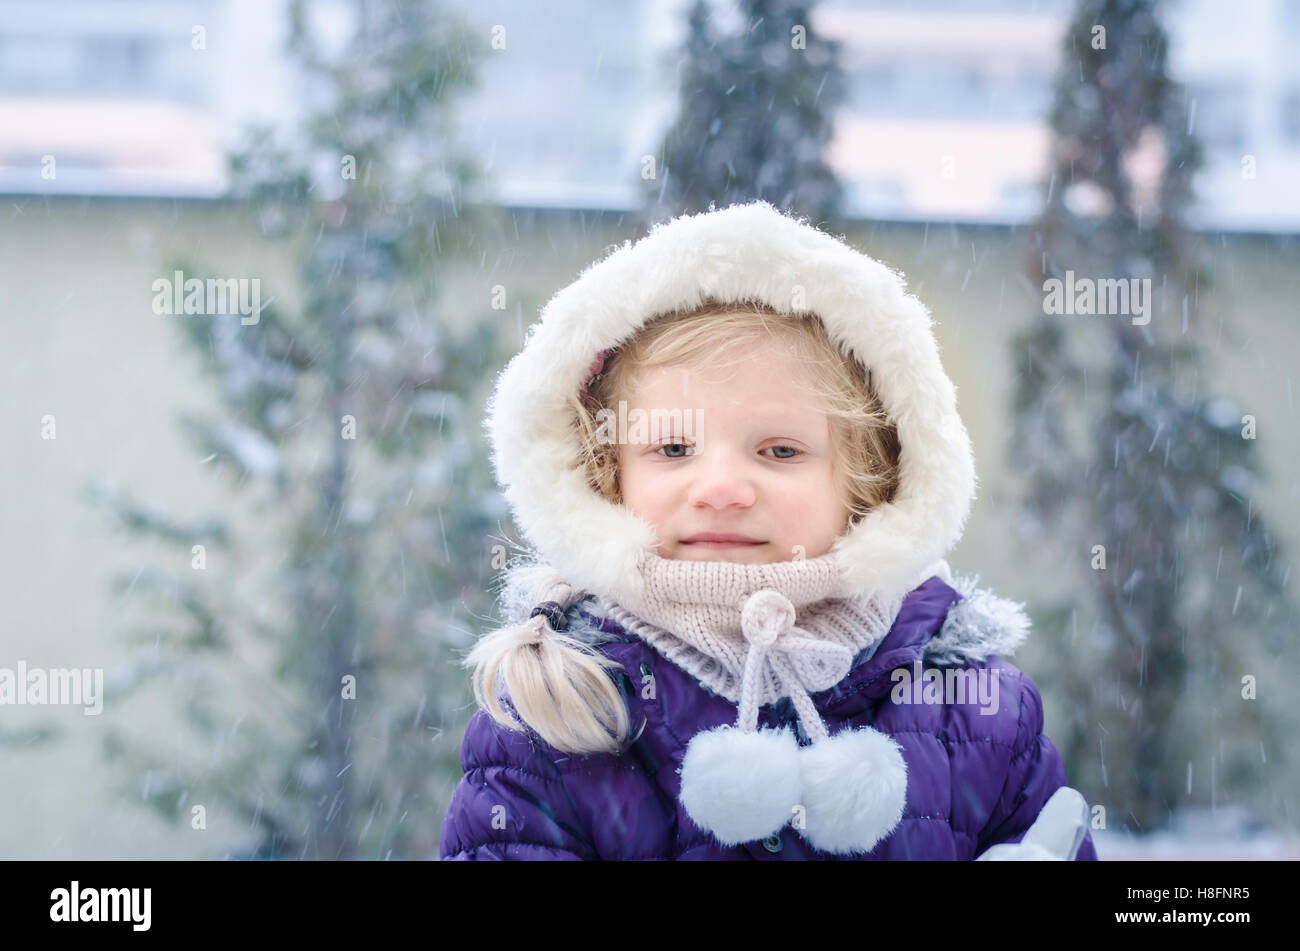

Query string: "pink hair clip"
[[581, 349, 609, 393]]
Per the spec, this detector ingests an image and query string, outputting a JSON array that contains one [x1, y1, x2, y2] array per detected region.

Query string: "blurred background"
[[1, 0, 1297, 860]]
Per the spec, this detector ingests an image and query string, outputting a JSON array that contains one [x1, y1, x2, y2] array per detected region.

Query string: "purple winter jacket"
[[440, 573, 1099, 861]]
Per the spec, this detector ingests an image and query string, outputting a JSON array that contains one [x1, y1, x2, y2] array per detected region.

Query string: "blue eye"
[[655, 444, 801, 459], [658, 443, 692, 458]]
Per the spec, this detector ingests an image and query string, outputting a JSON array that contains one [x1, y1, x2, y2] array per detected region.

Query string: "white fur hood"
[[484, 201, 978, 609]]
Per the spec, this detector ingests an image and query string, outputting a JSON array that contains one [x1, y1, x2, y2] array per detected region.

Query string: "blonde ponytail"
[[463, 580, 633, 756]]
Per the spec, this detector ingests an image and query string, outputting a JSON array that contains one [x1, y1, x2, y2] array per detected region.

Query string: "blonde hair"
[[467, 298, 901, 756], [464, 579, 634, 756], [576, 298, 901, 519]]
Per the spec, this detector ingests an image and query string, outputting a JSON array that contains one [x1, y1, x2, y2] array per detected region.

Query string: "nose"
[[686, 445, 756, 510]]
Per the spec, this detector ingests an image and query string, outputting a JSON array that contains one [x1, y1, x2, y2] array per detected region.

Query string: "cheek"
[[622, 459, 681, 523]]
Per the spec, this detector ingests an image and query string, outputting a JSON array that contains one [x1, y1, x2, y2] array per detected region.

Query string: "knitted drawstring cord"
[[734, 591, 856, 745]]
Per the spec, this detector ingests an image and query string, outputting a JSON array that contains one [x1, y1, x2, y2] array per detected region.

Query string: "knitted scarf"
[[597, 550, 904, 744]]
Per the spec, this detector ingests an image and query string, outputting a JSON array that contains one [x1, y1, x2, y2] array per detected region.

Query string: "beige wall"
[[3, 199, 1297, 857], [2, 199, 302, 858]]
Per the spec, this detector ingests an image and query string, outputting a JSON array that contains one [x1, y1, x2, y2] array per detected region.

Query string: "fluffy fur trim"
[[923, 570, 1032, 666], [485, 201, 978, 609]]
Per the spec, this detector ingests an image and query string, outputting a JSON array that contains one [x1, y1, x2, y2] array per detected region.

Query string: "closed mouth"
[[681, 535, 766, 546]]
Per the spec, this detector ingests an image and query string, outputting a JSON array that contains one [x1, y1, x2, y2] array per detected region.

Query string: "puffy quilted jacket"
[[440, 572, 1099, 861]]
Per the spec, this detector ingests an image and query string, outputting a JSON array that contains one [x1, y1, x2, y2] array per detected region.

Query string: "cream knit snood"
[[598, 550, 905, 744], [589, 548, 912, 854]]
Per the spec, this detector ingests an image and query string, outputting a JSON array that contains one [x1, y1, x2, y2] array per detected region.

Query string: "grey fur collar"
[[925, 570, 1032, 665], [495, 558, 1031, 668]]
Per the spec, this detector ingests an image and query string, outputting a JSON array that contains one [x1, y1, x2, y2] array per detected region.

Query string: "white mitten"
[[975, 786, 1089, 861]]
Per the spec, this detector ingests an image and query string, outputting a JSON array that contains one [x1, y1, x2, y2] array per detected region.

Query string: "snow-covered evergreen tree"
[[97, 0, 505, 859], [1009, 0, 1295, 834], [642, 0, 846, 224]]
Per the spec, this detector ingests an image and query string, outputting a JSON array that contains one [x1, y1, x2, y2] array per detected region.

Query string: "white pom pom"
[[678, 724, 802, 845], [797, 726, 908, 854]]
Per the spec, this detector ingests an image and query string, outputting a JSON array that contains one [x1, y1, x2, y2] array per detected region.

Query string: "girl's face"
[[616, 336, 853, 563]]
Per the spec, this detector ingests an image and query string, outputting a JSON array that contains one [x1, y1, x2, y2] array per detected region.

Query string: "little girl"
[[440, 201, 1096, 861]]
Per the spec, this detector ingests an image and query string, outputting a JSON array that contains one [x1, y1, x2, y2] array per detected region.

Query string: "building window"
[[1282, 88, 1300, 146], [80, 35, 153, 93], [1187, 83, 1247, 155]]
